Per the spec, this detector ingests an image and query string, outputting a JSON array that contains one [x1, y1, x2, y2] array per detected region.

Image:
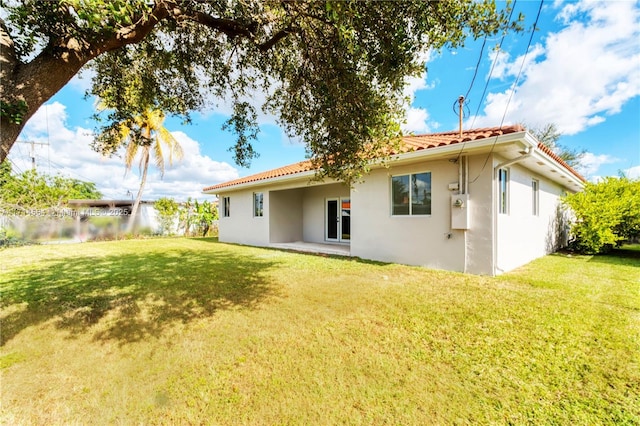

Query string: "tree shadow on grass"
[[1, 249, 281, 346]]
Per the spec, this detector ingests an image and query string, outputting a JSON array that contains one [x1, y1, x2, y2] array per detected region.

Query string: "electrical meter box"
[[451, 194, 470, 230]]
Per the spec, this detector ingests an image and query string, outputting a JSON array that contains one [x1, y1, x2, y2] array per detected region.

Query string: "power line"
[[469, 0, 544, 184], [34, 155, 98, 184], [463, 37, 487, 102], [468, 0, 519, 131], [7, 157, 24, 175], [16, 140, 50, 170], [454, 1, 518, 163], [497, 0, 544, 129]]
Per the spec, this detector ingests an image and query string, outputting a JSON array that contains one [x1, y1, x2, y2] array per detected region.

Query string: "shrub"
[[563, 177, 640, 253]]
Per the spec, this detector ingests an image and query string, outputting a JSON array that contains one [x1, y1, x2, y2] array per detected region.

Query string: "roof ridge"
[[405, 124, 525, 138], [202, 124, 585, 192]]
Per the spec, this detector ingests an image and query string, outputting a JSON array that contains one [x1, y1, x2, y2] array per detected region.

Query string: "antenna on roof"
[[458, 96, 464, 138]]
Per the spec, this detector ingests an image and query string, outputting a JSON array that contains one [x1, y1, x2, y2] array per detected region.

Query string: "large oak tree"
[[1, 0, 520, 181]]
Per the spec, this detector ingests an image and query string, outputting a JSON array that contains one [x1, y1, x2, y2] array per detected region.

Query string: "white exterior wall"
[[302, 183, 350, 243], [464, 155, 496, 275], [215, 146, 578, 276], [218, 181, 349, 246], [218, 189, 270, 246], [269, 188, 303, 243], [495, 161, 566, 274], [350, 159, 466, 271]]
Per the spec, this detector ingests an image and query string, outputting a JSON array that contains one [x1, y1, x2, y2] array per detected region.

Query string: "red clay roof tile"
[[203, 125, 584, 192]]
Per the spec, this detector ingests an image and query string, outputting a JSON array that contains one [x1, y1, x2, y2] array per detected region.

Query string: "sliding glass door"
[[326, 198, 350, 242]]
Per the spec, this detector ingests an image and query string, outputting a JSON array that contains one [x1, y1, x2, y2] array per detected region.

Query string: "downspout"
[[460, 155, 469, 273], [492, 148, 533, 276], [464, 156, 469, 272]]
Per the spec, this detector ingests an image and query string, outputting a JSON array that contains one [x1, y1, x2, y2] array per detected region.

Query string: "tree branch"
[[171, 6, 258, 40], [102, 6, 169, 52], [258, 25, 298, 52]]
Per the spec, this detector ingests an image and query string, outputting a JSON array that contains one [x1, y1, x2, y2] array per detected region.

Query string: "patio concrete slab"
[[269, 241, 351, 257]]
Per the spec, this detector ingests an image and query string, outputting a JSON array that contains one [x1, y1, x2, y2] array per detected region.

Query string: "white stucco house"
[[203, 125, 585, 275]]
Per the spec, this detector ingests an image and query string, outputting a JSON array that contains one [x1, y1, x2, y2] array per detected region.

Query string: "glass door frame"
[[325, 197, 350, 242]]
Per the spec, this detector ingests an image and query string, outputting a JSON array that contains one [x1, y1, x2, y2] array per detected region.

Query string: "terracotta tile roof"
[[536, 141, 586, 182], [203, 125, 584, 191], [203, 160, 315, 191], [398, 124, 524, 153]]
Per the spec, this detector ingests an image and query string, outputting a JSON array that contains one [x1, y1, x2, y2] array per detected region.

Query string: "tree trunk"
[[0, 9, 165, 162], [126, 147, 150, 234], [1, 36, 94, 162]]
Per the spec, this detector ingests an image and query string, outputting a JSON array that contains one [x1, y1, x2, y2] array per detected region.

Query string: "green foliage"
[[0, 165, 102, 212], [44, 0, 519, 184], [194, 200, 218, 237], [0, 227, 33, 248], [4, 0, 523, 182], [0, 165, 101, 245], [5, 0, 153, 59], [0, 100, 28, 125], [177, 198, 218, 237], [153, 197, 179, 235], [222, 102, 260, 168], [563, 177, 640, 253]]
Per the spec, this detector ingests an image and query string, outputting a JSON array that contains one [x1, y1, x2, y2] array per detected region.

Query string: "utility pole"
[[16, 140, 49, 170], [458, 96, 464, 138]]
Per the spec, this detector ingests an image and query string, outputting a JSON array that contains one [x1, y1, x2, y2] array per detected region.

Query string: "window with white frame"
[[532, 179, 539, 216], [253, 192, 264, 217], [391, 172, 431, 216], [223, 196, 230, 217], [498, 168, 509, 214]]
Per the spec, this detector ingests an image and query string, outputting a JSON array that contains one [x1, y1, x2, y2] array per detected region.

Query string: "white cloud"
[[403, 108, 437, 134], [402, 51, 439, 134], [470, 0, 640, 134], [8, 102, 239, 201], [575, 152, 618, 178], [623, 165, 640, 179]]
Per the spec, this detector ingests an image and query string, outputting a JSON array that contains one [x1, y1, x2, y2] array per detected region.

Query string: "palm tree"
[[118, 109, 183, 233]]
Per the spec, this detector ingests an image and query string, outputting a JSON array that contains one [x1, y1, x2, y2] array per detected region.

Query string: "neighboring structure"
[[1, 200, 160, 243], [67, 199, 160, 240], [203, 125, 585, 275]]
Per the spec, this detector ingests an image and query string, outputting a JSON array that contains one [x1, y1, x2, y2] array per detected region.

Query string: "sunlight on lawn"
[[1, 238, 638, 424]]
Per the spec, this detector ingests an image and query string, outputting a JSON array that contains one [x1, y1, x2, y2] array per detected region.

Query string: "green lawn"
[[1, 238, 638, 424]]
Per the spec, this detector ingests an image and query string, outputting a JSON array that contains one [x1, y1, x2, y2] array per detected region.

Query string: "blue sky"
[[9, 0, 640, 201]]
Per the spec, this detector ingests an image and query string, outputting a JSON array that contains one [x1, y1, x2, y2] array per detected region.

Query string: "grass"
[[1, 238, 638, 424]]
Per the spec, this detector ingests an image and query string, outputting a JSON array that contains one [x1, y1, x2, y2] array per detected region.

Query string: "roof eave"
[[383, 130, 529, 166], [203, 169, 320, 195]]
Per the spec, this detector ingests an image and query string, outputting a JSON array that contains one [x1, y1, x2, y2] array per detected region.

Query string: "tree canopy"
[[2, 0, 521, 182], [563, 176, 640, 254], [0, 162, 102, 212]]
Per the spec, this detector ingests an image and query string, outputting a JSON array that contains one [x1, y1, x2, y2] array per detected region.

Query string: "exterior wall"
[[269, 188, 303, 243], [464, 154, 496, 275], [218, 181, 349, 247], [218, 188, 270, 246], [216, 150, 575, 275], [495, 161, 566, 273], [302, 183, 350, 243], [350, 159, 466, 272]]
